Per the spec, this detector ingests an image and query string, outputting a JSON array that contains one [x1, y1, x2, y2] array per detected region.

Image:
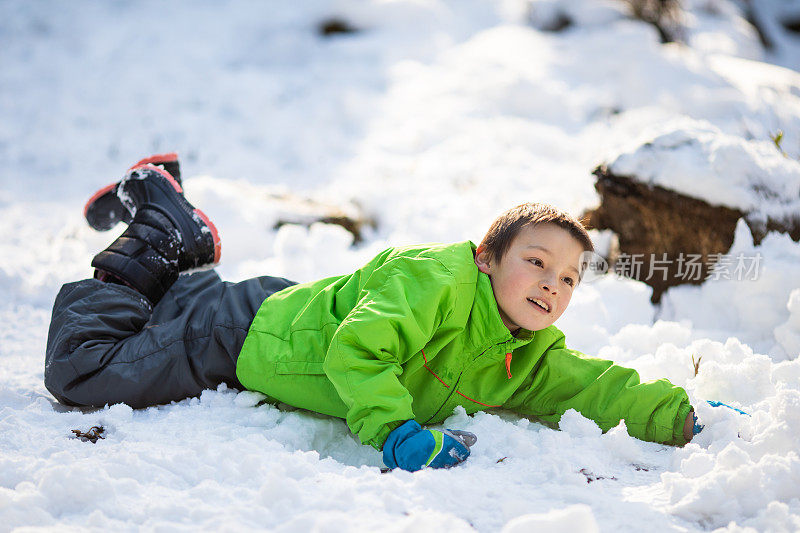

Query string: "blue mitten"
[[693, 400, 750, 435], [692, 411, 704, 435], [707, 400, 749, 416], [383, 420, 476, 472]]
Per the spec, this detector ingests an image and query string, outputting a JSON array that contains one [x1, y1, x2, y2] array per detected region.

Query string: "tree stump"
[[584, 165, 799, 302]]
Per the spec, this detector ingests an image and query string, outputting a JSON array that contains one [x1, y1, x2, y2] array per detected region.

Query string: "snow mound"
[[662, 219, 800, 358], [501, 504, 599, 533], [606, 119, 800, 222], [4, 0, 800, 531]]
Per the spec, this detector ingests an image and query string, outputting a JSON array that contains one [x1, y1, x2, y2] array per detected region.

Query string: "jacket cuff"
[[368, 420, 407, 451], [671, 402, 694, 446]]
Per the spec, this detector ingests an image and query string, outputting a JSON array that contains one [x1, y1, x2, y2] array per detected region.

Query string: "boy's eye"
[[529, 258, 543, 267], [562, 277, 574, 287]]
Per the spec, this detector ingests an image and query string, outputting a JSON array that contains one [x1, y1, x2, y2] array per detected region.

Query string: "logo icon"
[[579, 251, 609, 283]]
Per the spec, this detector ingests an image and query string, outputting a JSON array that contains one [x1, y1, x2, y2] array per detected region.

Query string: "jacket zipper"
[[423, 344, 497, 423], [472, 343, 496, 361], [424, 371, 465, 424]]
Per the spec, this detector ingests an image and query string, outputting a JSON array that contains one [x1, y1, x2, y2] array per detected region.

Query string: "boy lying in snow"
[[45, 154, 697, 472]]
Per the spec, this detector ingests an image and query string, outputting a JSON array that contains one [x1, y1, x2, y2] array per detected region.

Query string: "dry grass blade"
[[771, 130, 786, 157], [691, 354, 702, 376]]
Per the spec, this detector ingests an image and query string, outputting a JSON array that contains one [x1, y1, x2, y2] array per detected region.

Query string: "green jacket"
[[236, 241, 692, 450]]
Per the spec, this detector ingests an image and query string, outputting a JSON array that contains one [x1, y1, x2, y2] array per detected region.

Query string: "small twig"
[[71, 425, 105, 443], [691, 354, 702, 377], [496, 457, 507, 463], [579, 468, 617, 483]]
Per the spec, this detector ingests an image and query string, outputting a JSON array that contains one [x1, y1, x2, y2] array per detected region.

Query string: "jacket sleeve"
[[503, 330, 693, 445], [323, 257, 458, 450]]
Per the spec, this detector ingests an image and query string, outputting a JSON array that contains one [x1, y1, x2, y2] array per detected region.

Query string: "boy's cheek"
[[559, 293, 574, 313]]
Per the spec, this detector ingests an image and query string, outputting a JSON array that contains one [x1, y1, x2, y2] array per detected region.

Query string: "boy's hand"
[[383, 420, 476, 472], [683, 411, 695, 442]]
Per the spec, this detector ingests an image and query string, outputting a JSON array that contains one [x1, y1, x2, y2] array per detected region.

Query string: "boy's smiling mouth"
[[527, 297, 551, 313]]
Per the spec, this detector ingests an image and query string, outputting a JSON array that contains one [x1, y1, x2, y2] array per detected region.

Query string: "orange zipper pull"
[[505, 353, 513, 379]]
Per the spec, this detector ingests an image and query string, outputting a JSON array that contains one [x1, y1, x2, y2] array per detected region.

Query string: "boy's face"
[[475, 223, 585, 333]]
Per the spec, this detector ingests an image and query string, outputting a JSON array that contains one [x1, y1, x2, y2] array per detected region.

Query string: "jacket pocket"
[[275, 361, 326, 375]]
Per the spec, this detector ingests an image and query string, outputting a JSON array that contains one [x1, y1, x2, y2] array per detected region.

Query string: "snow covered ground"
[[2, 0, 800, 531]]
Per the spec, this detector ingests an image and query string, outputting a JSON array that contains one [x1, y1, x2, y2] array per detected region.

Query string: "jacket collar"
[[468, 241, 535, 349]]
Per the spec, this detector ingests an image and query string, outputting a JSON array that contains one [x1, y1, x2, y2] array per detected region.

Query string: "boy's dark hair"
[[479, 203, 594, 265]]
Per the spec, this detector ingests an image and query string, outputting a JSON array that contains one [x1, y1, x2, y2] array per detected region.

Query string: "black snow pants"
[[44, 270, 296, 408]]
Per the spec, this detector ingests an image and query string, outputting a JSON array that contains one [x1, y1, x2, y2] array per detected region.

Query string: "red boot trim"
[[83, 182, 117, 218], [194, 208, 222, 264], [94, 269, 136, 290], [131, 152, 179, 168]]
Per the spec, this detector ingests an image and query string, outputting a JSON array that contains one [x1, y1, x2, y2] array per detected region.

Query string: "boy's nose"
[[539, 277, 557, 294]]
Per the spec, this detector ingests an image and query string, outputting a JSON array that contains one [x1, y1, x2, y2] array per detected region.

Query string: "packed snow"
[[604, 118, 800, 221], [2, 0, 800, 531]]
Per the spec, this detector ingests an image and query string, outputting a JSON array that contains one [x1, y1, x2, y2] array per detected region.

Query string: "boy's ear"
[[474, 246, 492, 275]]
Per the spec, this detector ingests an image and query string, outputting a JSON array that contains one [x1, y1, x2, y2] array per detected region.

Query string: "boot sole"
[[83, 182, 120, 227], [84, 153, 180, 231]]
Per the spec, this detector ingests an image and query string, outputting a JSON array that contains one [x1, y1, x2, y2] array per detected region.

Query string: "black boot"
[[91, 164, 221, 304], [92, 207, 183, 304], [84, 153, 181, 231]]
